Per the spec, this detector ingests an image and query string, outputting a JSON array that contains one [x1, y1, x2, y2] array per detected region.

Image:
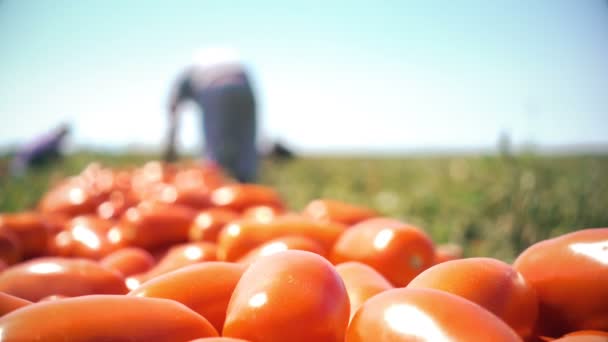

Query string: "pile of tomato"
[[0, 161, 606, 341]]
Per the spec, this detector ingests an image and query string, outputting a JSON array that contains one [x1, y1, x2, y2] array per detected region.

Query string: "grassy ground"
[[1, 151, 607, 262]]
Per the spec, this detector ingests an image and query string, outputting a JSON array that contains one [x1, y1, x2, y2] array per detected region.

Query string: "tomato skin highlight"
[[223, 250, 350, 342], [189, 208, 240, 243], [0, 295, 219, 341], [302, 198, 379, 225], [513, 228, 608, 337], [237, 235, 327, 265]]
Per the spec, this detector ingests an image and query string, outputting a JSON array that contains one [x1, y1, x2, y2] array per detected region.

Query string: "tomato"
[[335, 261, 393, 320], [330, 217, 435, 286], [407, 257, 538, 340], [114, 201, 197, 249], [187, 338, 251, 342], [38, 178, 107, 217], [433, 242, 463, 264], [210, 184, 284, 212], [129, 262, 245, 333], [131, 242, 217, 286], [0, 295, 219, 341], [237, 235, 327, 265], [223, 250, 350, 342], [513, 228, 608, 337], [347, 287, 522, 342], [0, 291, 31, 317], [54, 215, 122, 259], [0, 211, 49, 258], [217, 214, 346, 261], [241, 205, 284, 223], [100, 247, 156, 278], [0, 229, 21, 265], [0, 257, 127, 301], [302, 199, 378, 225], [189, 208, 240, 243], [552, 330, 608, 342], [97, 190, 137, 220]]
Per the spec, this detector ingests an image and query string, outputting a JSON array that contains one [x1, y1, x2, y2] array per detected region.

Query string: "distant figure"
[[165, 48, 258, 183], [10, 123, 70, 176]]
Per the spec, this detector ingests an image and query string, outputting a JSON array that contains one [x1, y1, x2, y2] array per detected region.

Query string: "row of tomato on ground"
[[0, 161, 606, 341]]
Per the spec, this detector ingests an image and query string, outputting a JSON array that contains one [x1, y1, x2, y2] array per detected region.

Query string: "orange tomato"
[[187, 338, 251, 342], [57, 215, 122, 259], [241, 205, 284, 223], [433, 242, 463, 264], [223, 250, 350, 342], [552, 330, 608, 342], [100, 247, 156, 278], [0, 257, 127, 301], [346, 287, 522, 342], [237, 235, 327, 265], [302, 198, 378, 225], [189, 208, 240, 243], [513, 228, 608, 337], [330, 217, 435, 286], [38, 178, 107, 217], [0, 295, 219, 341], [0, 291, 31, 317], [129, 262, 245, 333], [217, 214, 346, 261], [210, 184, 284, 212], [335, 261, 393, 320], [0, 229, 21, 265], [407, 257, 538, 340], [0, 211, 49, 258]]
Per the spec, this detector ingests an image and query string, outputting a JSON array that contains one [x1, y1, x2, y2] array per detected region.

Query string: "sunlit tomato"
[[210, 184, 284, 212], [302, 198, 379, 225], [114, 201, 197, 249], [237, 235, 327, 265], [100, 247, 156, 278], [335, 261, 393, 320], [38, 178, 107, 217], [217, 214, 346, 261], [223, 251, 350, 342], [0, 257, 127, 301], [513, 228, 608, 337], [433, 242, 463, 264], [0, 291, 31, 317], [0, 229, 21, 265], [241, 205, 284, 223], [189, 208, 240, 243], [407, 257, 538, 340], [552, 330, 608, 342], [187, 338, 251, 342], [54, 215, 122, 259], [347, 288, 522, 342], [0, 295, 219, 341], [130, 262, 245, 333], [0, 212, 49, 258], [131, 242, 217, 286], [330, 217, 435, 287], [97, 190, 137, 220]]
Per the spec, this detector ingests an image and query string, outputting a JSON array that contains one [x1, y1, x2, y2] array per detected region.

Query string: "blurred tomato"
[[217, 214, 346, 261], [302, 198, 378, 225], [433, 242, 463, 264], [0, 291, 31, 317], [130, 262, 245, 333], [552, 330, 608, 342], [51, 215, 122, 259], [237, 235, 327, 265], [0, 257, 127, 301], [38, 177, 107, 217], [241, 205, 284, 223], [100, 247, 156, 278], [189, 208, 240, 243], [0, 229, 21, 265], [187, 338, 251, 342], [223, 250, 350, 342], [408, 257, 538, 340], [513, 228, 608, 337], [330, 217, 435, 286], [0, 295, 219, 341], [0, 211, 49, 258], [335, 261, 393, 320], [97, 190, 137, 220], [347, 288, 522, 342], [210, 184, 284, 212]]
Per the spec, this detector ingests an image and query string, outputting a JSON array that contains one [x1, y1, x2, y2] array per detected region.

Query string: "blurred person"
[[164, 47, 258, 183], [10, 123, 70, 176]]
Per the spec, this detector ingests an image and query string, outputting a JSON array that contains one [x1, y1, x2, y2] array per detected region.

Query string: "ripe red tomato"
[[237, 235, 327, 265], [241, 205, 284, 223], [0, 295, 219, 341], [335, 261, 393, 320], [129, 262, 245, 333], [347, 288, 522, 342], [0, 257, 127, 301], [189, 208, 240, 243], [407, 257, 538, 340], [513, 228, 608, 337], [55, 215, 122, 259], [210, 184, 284, 212], [0, 212, 49, 258], [100, 247, 156, 278], [0, 229, 21, 265], [330, 217, 435, 286], [38, 178, 107, 217], [187, 338, 251, 342], [0, 291, 31, 317], [302, 198, 378, 225], [223, 250, 350, 342]]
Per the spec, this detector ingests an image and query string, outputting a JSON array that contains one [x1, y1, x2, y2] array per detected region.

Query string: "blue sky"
[[1, 0, 607, 154]]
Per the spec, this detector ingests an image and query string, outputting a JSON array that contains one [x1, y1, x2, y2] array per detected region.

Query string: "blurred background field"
[[2, 151, 607, 262]]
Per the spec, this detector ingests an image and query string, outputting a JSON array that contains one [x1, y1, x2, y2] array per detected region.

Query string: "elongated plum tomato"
[[189, 208, 240, 243], [241, 205, 284, 223], [129, 262, 245, 333], [513, 228, 608, 337], [335, 261, 394, 320], [237, 235, 327, 265], [0, 295, 219, 341], [0, 257, 127, 301], [100, 247, 156, 277], [347, 288, 522, 342], [407, 257, 538, 340], [0, 211, 49, 258], [217, 214, 345, 261], [330, 217, 435, 286], [61, 215, 122, 259], [210, 184, 284, 212], [0, 292, 32, 317], [223, 250, 350, 342], [302, 198, 379, 225]]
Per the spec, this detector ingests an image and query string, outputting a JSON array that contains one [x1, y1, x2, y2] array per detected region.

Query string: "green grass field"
[[1, 151, 607, 262]]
